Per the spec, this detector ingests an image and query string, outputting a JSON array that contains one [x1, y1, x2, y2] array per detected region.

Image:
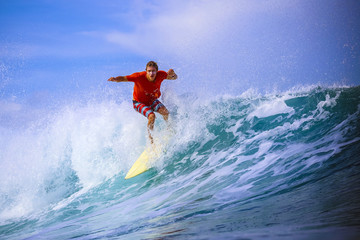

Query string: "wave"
[[0, 85, 359, 239]]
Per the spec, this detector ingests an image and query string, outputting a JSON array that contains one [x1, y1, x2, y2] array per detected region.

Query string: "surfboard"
[[125, 128, 174, 179], [125, 145, 161, 179]]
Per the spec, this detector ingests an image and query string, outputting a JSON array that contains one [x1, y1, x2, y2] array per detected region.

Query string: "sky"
[[0, 0, 360, 104]]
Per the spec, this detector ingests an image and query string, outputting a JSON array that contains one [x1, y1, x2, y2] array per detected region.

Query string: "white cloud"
[[100, 0, 298, 63], [0, 100, 22, 114], [102, 0, 243, 58]]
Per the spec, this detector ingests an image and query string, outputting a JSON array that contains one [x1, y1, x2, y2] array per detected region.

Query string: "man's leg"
[[151, 100, 172, 138], [151, 100, 169, 122], [147, 113, 156, 130], [157, 106, 169, 121], [150, 103, 169, 143], [147, 113, 155, 143], [133, 100, 155, 143]]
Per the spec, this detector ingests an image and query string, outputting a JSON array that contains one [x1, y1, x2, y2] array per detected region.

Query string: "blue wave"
[[1, 86, 359, 239]]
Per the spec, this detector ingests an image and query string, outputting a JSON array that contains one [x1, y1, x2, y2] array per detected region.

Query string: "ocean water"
[[0, 86, 360, 239]]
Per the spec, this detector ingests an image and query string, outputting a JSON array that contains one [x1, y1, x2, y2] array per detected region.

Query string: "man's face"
[[146, 66, 157, 81]]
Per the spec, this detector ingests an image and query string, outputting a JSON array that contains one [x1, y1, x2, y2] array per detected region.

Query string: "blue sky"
[[1, 0, 360, 103]]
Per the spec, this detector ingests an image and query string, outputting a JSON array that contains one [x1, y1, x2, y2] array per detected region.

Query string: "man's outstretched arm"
[[108, 76, 129, 82]]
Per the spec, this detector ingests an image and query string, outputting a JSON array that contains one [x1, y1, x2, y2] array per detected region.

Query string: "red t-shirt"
[[126, 71, 168, 106]]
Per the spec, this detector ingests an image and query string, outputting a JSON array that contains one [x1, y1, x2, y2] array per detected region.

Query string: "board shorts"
[[133, 99, 164, 118]]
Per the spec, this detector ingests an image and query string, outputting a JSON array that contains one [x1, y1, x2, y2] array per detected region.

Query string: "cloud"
[[100, 0, 299, 65], [98, 0, 309, 93], [0, 100, 22, 114], [102, 0, 243, 58]]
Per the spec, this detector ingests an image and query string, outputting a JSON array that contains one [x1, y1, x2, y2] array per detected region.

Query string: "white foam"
[[0, 99, 146, 221], [247, 96, 294, 120]]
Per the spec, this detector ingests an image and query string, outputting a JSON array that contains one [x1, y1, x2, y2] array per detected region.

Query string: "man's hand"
[[107, 76, 128, 82], [167, 69, 177, 80]]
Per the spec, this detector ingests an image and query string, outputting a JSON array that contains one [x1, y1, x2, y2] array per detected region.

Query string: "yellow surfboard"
[[125, 145, 161, 179], [125, 129, 174, 179]]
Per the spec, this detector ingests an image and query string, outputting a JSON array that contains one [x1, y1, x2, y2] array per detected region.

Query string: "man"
[[108, 61, 177, 142]]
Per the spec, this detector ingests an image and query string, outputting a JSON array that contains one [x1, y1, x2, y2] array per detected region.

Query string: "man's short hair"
[[146, 61, 158, 71]]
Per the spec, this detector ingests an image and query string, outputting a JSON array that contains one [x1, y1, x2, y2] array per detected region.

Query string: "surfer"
[[108, 61, 177, 143]]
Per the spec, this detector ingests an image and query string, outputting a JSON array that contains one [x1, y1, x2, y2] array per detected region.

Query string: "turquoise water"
[[1, 86, 360, 239]]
